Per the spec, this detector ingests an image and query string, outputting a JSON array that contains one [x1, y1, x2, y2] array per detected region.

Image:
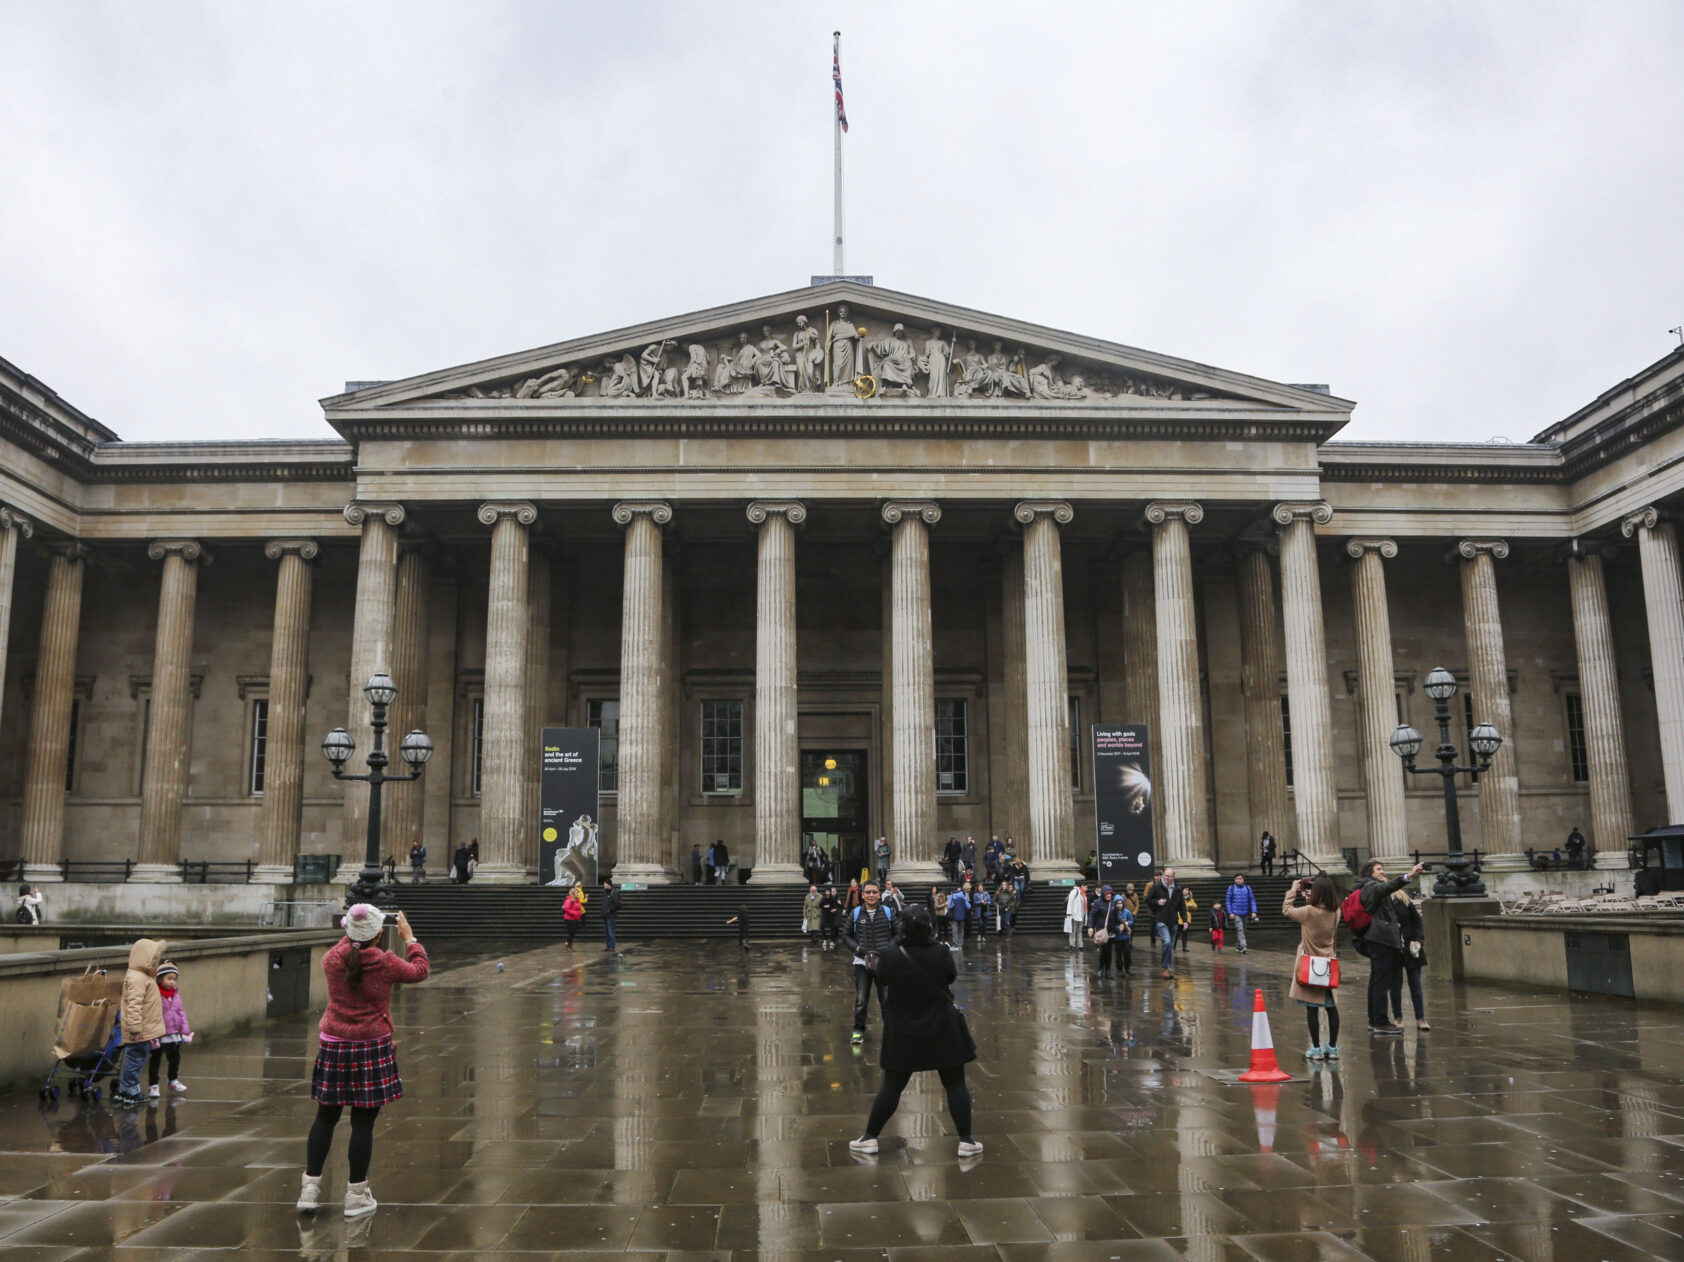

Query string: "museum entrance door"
[[802, 750, 869, 884]]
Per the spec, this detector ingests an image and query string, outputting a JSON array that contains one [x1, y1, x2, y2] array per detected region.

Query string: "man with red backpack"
[[1348, 859, 1425, 1035]]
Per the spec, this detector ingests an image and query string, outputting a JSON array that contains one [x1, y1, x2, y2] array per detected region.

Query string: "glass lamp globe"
[[1388, 724, 1423, 760], [1424, 666, 1458, 702], [321, 727, 355, 766], [1468, 722, 1502, 759], [363, 672, 398, 707], [399, 729, 435, 767]]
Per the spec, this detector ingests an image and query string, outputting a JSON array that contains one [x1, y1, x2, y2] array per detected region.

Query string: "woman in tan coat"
[[1283, 876, 1341, 1061]]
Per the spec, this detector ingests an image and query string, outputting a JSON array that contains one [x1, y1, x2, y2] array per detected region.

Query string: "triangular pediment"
[[322, 282, 1351, 415]]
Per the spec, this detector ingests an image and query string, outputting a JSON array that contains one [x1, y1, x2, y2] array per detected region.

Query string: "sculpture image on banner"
[[1093, 725, 1154, 887], [540, 727, 601, 887]]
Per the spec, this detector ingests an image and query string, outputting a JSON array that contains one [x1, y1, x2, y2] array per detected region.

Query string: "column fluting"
[[525, 551, 553, 876], [998, 545, 1030, 851], [1347, 538, 1408, 864], [135, 540, 208, 881], [20, 543, 86, 882], [256, 540, 317, 881], [384, 544, 431, 868], [1120, 548, 1164, 813], [1273, 504, 1342, 869], [1146, 502, 1214, 874], [883, 501, 941, 879], [1457, 539, 1522, 857], [1567, 546, 1635, 854], [749, 501, 805, 882], [1236, 545, 1291, 851], [478, 503, 536, 881], [1017, 501, 1078, 876], [613, 502, 675, 882], [1622, 508, 1684, 817], [340, 503, 403, 874], [0, 508, 34, 746]]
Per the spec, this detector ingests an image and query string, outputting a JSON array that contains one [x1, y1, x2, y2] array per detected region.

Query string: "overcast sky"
[[3, 3, 1680, 445]]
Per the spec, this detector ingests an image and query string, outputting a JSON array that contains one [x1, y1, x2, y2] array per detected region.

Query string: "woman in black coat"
[[848, 907, 981, 1156]]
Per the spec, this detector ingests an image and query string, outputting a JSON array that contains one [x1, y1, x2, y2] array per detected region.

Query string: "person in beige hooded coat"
[[114, 938, 167, 1104]]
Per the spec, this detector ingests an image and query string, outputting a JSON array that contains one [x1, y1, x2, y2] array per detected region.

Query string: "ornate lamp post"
[[1388, 665, 1502, 898], [321, 672, 434, 908]]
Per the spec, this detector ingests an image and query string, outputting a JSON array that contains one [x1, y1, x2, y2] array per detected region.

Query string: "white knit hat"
[[342, 903, 384, 943]]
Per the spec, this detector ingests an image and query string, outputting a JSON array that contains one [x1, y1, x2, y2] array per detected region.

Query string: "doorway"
[[802, 750, 870, 883]]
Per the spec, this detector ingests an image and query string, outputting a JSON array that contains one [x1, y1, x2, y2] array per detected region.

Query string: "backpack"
[[851, 904, 894, 926], [15, 905, 33, 924], [1341, 887, 1372, 932]]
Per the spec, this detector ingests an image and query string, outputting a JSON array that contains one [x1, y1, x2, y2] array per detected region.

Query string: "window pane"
[[1565, 692, 1588, 783], [935, 698, 968, 794], [471, 697, 485, 796], [1280, 694, 1294, 788], [65, 698, 80, 793], [249, 699, 269, 795], [1069, 696, 1082, 790], [1462, 691, 1479, 786], [700, 699, 744, 794], [589, 699, 620, 792]]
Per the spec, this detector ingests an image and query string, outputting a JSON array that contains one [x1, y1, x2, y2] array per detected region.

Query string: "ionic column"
[[0, 508, 34, 743], [384, 544, 431, 867], [749, 501, 806, 883], [1120, 549, 1163, 810], [525, 551, 553, 875], [1016, 501, 1079, 877], [1272, 504, 1341, 869], [1146, 502, 1214, 875], [1457, 539, 1522, 857], [1347, 538, 1408, 864], [135, 540, 209, 881], [20, 542, 86, 882], [1621, 507, 1684, 816], [478, 502, 536, 882], [340, 502, 404, 872], [1567, 544, 1635, 852], [1236, 545, 1290, 850], [997, 544, 1030, 848], [613, 501, 676, 883], [883, 501, 942, 880], [255, 539, 318, 882]]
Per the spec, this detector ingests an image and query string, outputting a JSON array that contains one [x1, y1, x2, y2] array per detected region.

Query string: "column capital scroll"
[[1144, 501, 1202, 527], [264, 538, 320, 562], [612, 500, 672, 527], [1345, 537, 1398, 560], [1272, 501, 1333, 527], [344, 501, 406, 528], [1621, 506, 1661, 538], [881, 500, 940, 526], [477, 501, 539, 528], [746, 500, 807, 526], [0, 507, 35, 539], [1455, 538, 1510, 561], [146, 539, 210, 565], [1013, 500, 1074, 526]]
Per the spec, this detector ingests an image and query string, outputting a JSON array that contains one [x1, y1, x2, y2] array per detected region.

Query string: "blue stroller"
[[42, 966, 126, 1103]]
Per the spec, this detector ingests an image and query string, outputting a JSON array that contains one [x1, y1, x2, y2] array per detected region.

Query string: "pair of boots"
[[297, 1174, 376, 1218]]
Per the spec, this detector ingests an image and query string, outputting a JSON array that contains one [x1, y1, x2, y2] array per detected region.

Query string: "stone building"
[[1, 282, 1680, 893]]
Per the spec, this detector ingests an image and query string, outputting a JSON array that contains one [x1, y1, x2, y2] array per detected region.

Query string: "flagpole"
[[833, 30, 844, 276]]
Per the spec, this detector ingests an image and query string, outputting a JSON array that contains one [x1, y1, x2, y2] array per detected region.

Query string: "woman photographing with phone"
[[1284, 875, 1342, 1061]]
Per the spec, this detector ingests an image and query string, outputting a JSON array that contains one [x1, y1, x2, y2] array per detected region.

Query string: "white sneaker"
[[342, 1180, 378, 1218], [957, 1139, 984, 1156], [168, 1079, 186, 1093], [847, 1135, 878, 1154], [147, 1084, 160, 1099], [296, 1173, 322, 1214]]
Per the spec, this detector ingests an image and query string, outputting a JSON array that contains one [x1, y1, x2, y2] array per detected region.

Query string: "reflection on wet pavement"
[[3, 937, 1684, 1258]]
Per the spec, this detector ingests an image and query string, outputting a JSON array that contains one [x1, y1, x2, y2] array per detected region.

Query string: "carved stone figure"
[[639, 341, 676, 397], [601, 354, 638, 398], [954, 338, 990, 398], [756, 325, 796, 392], [731, 331, 762, 392], [920, 326, 953, 398], [1029, 354, 1081, 400], [791, 315, 824, 392], [986, 342, 1031, 398], [680, 344, 710, 398], [515, 366, 577, 399], [867, 323, 921, 396], [827, 303, 860, 389], [712, 342, 737, 394]]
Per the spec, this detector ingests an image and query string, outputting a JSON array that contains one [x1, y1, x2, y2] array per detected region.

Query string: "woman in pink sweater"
[[297, 905, 429, 1220]]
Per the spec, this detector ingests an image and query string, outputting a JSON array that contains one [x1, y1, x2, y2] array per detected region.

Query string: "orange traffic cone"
[[1238, 989, 1292, 1083]]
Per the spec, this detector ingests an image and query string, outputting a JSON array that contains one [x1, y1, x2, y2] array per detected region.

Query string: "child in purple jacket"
[[147, 960, 194, 1099]]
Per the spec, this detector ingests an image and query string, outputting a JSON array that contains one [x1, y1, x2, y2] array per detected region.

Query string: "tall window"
[[65, 698, 81, 792], [1280, 694, 1294, 788], [936, 698, 969, 794], [1565, 692, 1589, 783], [589, 699, 620, 792], [1462, 692, 1479, 786], [248, 699, 270, 795], [700, 699, 744, 795], [1069, 695, 1082, 790], [470, 697, 485, 796]]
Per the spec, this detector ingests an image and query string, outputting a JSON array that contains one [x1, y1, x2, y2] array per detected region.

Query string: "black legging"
[[565, 919, 580, 947], [306, 1104, 380, 1182], [1304, 1004, 1341, 1047], [147, 1044, 181, 1086], [864, 1064, 973, 1141]]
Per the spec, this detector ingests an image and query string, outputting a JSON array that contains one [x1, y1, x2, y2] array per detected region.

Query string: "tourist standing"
[[466, 840, 479, 879], [1224, 874, 1258, 953], [1121, 883, 1139, 918], [1284, 876, 1341, 1060], [113, 938, 167, 1107], [1178, 890, 1197, 953], [882, 879, 905, 912], [297, 905, 429, 1219], [146, 960, 192, 1099], [1356, 859, 1425, 1035], [1259, 831, 1277, 875], [943, 836, 963, 883], [848, 907, 981, 1157], [407, 840, 427, 884], [803, 884, 823, 942], [930, 885, 949, 944], [948, 882, 971, 950], [690, 844, 705, 885], [1390, 888, 1430, 1030], [451, 843, 471, 883], [710, 840, 731, 884], [970, 883, 991, 944], [843, 882, 896, 1044], [601, 879, 622, 953], [961, 836, 978, 879], [995, 879, 1018, 935], [844, 878, 862, 918], [820, 883, 844, 949], [562, 886, 585, 949], [1144, 868, 1186, 979], [15, 883, 44, 924], [1063, 881, 1088, 952], [873, 836, 892, 885]]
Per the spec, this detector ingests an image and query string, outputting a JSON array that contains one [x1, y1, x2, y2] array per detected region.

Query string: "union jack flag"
[[833, 42, 848, 132]]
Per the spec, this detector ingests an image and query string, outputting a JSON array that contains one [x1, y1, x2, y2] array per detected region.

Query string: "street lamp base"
[[1432, 853, 1487, 899], [345, 867, 397, 910]]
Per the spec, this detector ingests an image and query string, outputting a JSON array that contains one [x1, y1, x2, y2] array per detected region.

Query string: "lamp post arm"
[[328, 768, 373, 784]]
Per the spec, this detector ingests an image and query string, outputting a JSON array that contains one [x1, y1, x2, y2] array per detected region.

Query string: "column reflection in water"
[[751, 973, 803, 1252]]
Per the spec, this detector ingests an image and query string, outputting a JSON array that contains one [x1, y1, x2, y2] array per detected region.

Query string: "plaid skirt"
[[311, 1036, 403, 1107]]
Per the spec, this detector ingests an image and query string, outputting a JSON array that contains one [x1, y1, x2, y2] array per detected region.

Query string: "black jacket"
[[843, 905, 897, 957], [603, 888, 623, 916], [1144, 880, 1186, 927], [875, 944, 976, 1073]]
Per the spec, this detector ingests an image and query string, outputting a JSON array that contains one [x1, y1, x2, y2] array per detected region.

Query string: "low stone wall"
[[2, 929, 338, 1093], [15, 882, 344, 925], [1460, 913, 1684, 1003]]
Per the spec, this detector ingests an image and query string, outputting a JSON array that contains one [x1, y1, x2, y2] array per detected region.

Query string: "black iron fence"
[[179, 860, 256, 884]]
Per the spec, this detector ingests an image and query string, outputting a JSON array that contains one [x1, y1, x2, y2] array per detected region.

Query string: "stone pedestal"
[[749, 502, 806, 884], [1422, 895, 1501, 982], [613, 502, 677, 884], [135, 540, 209, 883], [20, 543, 86, 883], [883, 502, 943, 883], [1457, 541, 1522, 856], [1623, 508, 1684, 819], [1348, 538, 1408, 865], [255, 540, 317, 883], [1567, 547, 1635, 850], [1017, 502, 1080, 879], [1147, 502, 1215, 877], [478, 503, 536, 883]]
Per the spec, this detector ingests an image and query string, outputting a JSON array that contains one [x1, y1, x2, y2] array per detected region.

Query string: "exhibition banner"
[[539, 727, 601, 887], [1093, 724, 1155, 887]]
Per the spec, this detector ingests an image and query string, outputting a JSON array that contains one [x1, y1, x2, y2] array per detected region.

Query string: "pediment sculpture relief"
[[442, 305, 1225, 403]]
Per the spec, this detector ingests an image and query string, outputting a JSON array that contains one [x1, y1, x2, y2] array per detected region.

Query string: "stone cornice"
[[1013, 500, 1074, 526], [611, 501, 673, 526], [146, 539, 211, 565], [1344, 537, 1398, 560], [745, 500, 807, 526], [1143, 501, 1203, 526], [476, 501, 539, 528], [880, 501, 941, 526], [263, 538, 320, 561], [1317, 443, 1564, 485]]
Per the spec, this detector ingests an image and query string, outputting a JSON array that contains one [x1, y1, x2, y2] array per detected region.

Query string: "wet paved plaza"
[[4, 934, 1684, 1260]]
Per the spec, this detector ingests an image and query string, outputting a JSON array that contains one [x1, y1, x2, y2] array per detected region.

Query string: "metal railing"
[[1523, 846, 1597, 872], [59, 859, 135, 883], [258, 900, 340, 928], [179, 860, 257, 884]]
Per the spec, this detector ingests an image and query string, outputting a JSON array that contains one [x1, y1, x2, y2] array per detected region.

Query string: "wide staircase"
[[390, 870, 1307, 943]]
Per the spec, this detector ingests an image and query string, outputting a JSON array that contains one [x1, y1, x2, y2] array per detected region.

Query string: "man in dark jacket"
[[602, 879, 623, 952], [942, 837, 963, 883], [1143, 867, 1186, 979], [843, 882, 897, 1044], [1357, 859, 1424, 1034]]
